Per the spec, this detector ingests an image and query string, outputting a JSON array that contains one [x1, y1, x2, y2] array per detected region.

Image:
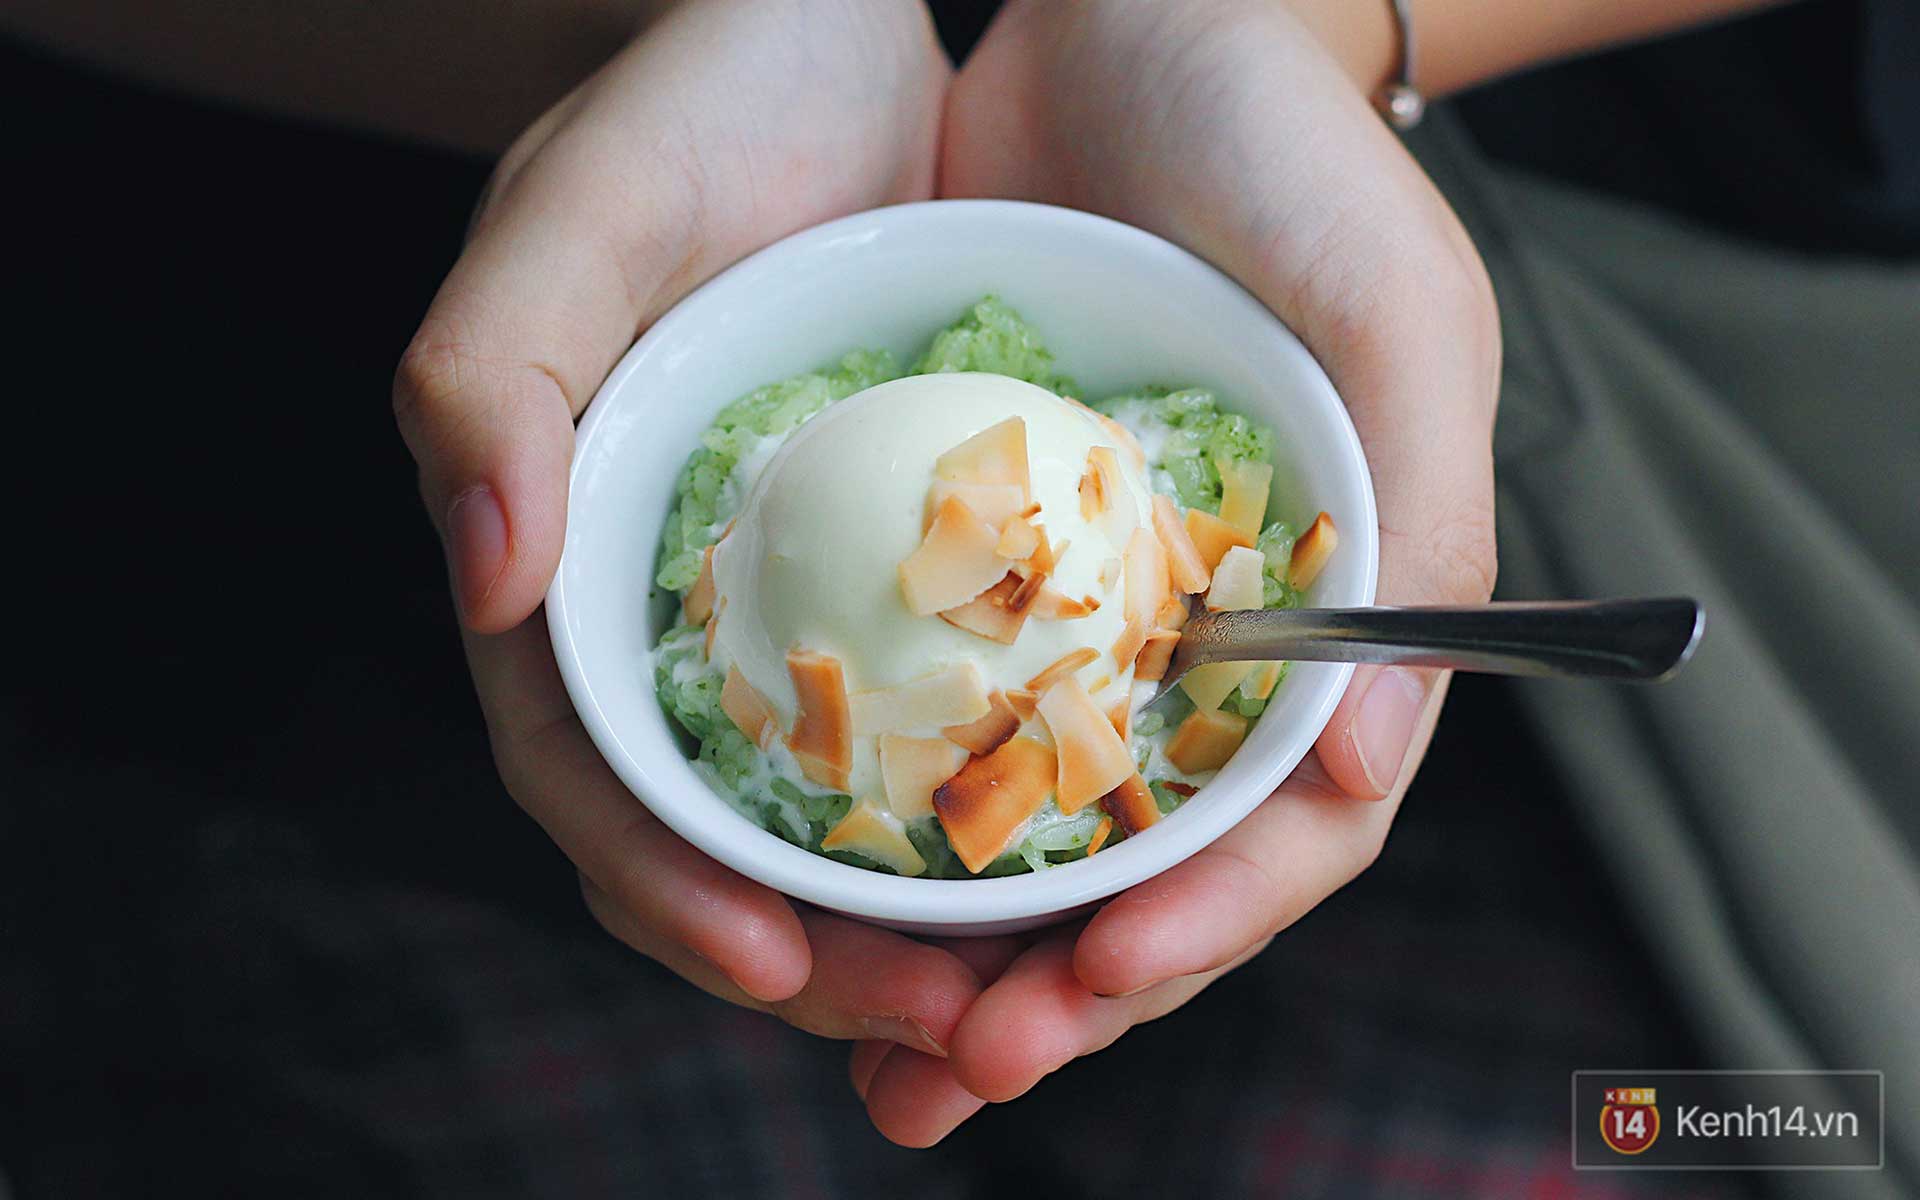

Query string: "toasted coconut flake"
[[1078, 446, 1113, 522], [1152, 496, 1211, 595], [1029, 586, 1098, 620], [685, 544, 718, 626], [1166, 707, 1249, 774], [933, 737, 1057, 873], [1288, 511, 1339, 590], [1155, 596, 1191, 631], [934, 417, 1030, 500], [1097, 414, 1147, 470], [1112, 617, 1149, 671], [1100, 774, 1160, 836], [1180, 661, 1254, 712], [926, 481, 1027, 533], [720, 666, 777, 749], [1026, 647, 1098, 694], [785, 649, 852, 790], [1004, 688, 1039, 722], [1089, 674, 1112, 695], [705, 596, 728, 658], [1038, 678, 1136, 814], [939, 573, 1029, 645], [900, 495, 1007, 615], [1123, 526, 1171, 633], [1243, 661, 1283, 701], [995, 515, 1042, 559], [1086, 815, 1115, 856], [943, 689, 1023, 756], [1080, 446, 1139, 546], [1163, 781, 1198, 797], [1134, 629, 1180, 682], [1205, 545, 1266, 612], [879, 734, 970, 821], [822, 798, 927, 877], [1061, 396, 1148, 472], [1216, 458, 1273, 538], [1011, 527, 1066, 581], [1007, 569, 1048, 617], [1106, 692, 1132, 740], [1184, 508, 1254, 573], [1031, 521, 1056, 566], [1097, 557, 1123, 591], [849, 661, 992, 735]]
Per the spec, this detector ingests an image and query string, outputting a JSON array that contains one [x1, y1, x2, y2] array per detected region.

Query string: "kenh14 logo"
[[1600, 1087, 1660, 1155]]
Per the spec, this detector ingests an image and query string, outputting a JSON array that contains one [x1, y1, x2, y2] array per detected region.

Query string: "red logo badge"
[[1599, 1087, 1661, 1155]]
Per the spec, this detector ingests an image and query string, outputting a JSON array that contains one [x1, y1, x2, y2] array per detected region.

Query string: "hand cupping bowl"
[[546, 201, 1377, 936]]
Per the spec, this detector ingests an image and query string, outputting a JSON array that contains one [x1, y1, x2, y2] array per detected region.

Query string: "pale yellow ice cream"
[[708, 372, 1153, 800]]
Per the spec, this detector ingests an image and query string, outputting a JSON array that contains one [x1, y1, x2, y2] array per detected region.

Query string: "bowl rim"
[[547, 198, 1379, 927]]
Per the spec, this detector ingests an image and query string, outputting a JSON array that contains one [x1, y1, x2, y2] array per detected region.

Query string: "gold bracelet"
[[1377, 0, 1425, 130]]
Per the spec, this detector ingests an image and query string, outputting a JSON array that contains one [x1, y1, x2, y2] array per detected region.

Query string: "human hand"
[[392, 0, 1015, 1087], [850, 0, 1500, 1141]]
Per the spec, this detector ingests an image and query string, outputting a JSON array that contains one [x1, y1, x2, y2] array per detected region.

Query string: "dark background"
[[0, 9, 1841, 1195]]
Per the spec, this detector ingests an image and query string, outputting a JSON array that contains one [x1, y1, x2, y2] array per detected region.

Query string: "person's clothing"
[[1460, 0, 1920, 256], [1411, 113, 1920, 1198]]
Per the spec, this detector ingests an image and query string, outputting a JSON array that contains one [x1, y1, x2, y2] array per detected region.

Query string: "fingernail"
[[446, 484, 507, 621], [1355, 667, 1427, 796], [861, 1015, 947, 1058]]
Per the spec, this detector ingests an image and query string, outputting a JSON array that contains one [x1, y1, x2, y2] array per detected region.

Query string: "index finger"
[[1069, 754, 1402, 998], [471, 618, 813, 1002], [391, 105, 698, 633]]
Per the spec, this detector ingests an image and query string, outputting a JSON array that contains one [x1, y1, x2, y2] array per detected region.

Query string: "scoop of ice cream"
[[708, 372, 1155, 801]]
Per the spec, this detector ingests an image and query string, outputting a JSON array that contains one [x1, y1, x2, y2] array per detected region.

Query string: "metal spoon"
[[1151, 597, 1705, 705]]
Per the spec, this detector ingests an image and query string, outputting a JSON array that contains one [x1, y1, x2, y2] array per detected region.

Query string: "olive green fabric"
[[1411, 115, 1919, 1196]]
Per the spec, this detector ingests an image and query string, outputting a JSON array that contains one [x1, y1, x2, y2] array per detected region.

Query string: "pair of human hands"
[[393, 0, 1498, 1147]]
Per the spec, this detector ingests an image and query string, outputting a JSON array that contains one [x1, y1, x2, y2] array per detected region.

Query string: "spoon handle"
[[1172, 599, 1706, 682]]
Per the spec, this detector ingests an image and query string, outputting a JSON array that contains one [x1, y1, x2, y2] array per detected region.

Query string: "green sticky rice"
[[911, 296, 1076, 394], [652, 297, 1311, 878], [1094, 387, 1274, 513]]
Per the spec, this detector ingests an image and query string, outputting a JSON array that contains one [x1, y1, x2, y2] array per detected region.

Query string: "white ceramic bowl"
[[547, 200, 1378, 936]]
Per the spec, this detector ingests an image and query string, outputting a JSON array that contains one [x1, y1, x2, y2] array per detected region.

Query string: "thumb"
[[1296, 185, 1499, 800], [1290, 181, 1498, 801], [1317, 664, 1455, 801]]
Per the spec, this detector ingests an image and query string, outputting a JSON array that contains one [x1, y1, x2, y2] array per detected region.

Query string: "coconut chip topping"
[[821, 797, 927, 877], [943, 689, 1024, 756], [1037, 677, 1136, 814], [878, 734, 970, 821], [785, 648, 853, 791], [933, 736, 1057, 874], [1100, 774, 1160, 836], [1288, 511, 1339, 591], [1166, 706, 1249, 774]]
